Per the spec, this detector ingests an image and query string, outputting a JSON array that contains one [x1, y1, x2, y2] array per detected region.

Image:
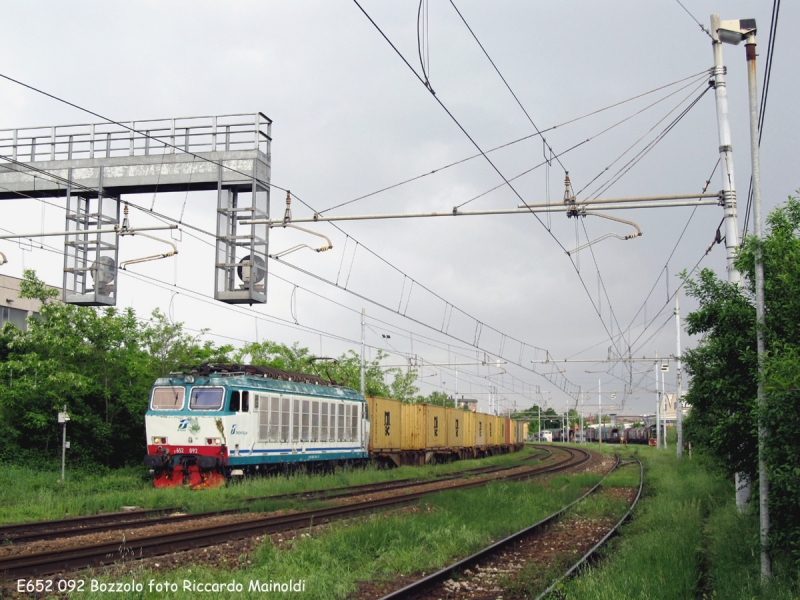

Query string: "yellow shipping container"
[[368, 396, 403, 451], [522, 421, 529, 441], [462, 410, 475, 448], [486, 415, 496, 446], [425, 404, 447, 448], [510, 420, 518, 445], [475, 412, 487, 447], [401, 403, 426, 450], [445, 407, 464, 449]]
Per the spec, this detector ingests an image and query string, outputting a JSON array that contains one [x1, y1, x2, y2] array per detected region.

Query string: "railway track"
[[534, 457, 644, 599], [0, 447, 584, 579], [378, 452, 640, 600], [0, 449, 552, 546]]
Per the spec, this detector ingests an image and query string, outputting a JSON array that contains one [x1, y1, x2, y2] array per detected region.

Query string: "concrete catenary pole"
[[656, 352, 662, 449], [711, 13, 749, 510], [661, 364, 668, 449], [598, 379, 602, 448], [676, 293, 683, 459], [710, 14, 743, 286], [360, 308, 366, 398], [745, 28, 771, 582]]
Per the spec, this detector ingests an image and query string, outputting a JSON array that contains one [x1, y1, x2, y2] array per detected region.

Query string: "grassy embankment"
[[500, 460, 641, 599], [562, 444, 800, 600], [75, 468, 605, 599], [12, 443, 795, 599], [0, 446, 542, 524]]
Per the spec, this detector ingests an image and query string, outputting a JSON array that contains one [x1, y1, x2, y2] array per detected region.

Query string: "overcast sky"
[[1, 1, 797, 418]]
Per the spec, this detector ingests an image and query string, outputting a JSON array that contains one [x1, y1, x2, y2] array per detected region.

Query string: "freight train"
[[143, 364, 526, 488], [546, 424, 657, 445]]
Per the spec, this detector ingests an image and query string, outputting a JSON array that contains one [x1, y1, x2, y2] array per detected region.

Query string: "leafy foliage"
[[683, 193, 800, 562], [0, 271, 430, 468]]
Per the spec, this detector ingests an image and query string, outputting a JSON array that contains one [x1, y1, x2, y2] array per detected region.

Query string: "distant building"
[[642, 393, 691, 427], [0, 274, 59, 331], [457, 398, 478, 412]]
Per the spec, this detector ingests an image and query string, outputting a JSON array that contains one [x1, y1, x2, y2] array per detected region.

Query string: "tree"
[[0, 272, 235, 467], [142, 309, 233, 375], [411, 391, 453, 406], [0, 271, 153, 466], [232, 340, 311, 372], [683, 193, 800, 562]]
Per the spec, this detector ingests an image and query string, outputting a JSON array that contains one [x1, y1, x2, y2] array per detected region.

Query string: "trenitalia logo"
[[178, 419, 190, 431]]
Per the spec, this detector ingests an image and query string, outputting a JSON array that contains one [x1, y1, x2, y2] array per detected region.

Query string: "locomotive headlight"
[[214, 438, 221, 445], [152, 436, 168, 444]]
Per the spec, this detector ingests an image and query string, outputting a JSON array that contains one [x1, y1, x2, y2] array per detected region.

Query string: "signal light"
[[152, 436, 168, 444]]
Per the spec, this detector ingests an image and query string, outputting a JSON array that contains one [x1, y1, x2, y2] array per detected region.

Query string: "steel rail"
[[534, 456, 644, 599], [0, 449, 581, 578], [0, 508, 180, 541], [377, 447, 610, 600], [1, 450, 549, 545]]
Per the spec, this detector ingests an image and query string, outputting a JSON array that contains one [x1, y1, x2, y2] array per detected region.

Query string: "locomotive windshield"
[[151, 386, 185, 410], [189, 387, 224, 410]]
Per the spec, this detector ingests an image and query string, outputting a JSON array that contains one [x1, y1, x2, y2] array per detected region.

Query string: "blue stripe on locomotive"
[[228, 450, 369, 466]]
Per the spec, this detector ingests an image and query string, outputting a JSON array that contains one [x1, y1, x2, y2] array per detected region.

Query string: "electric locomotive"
[[144, 364, 369, 488]]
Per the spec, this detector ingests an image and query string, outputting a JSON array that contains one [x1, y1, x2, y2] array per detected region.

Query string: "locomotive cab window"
[[189, 387, 224, 410], [229, 391, 249, 412], [151, 386, 185, 410]]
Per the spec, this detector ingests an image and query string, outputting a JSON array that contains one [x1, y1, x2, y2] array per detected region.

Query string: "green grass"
[[74, 465, 603, 599], [702, 501, 799, 599], [499, 461, 640, 598], [27, 444, 799, 599], [550, 445, 800, 600], [561, 450, 722, 599], [0, 447, 543, 524]]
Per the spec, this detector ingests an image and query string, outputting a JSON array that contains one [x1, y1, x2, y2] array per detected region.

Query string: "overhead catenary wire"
[[316, 69, 708, 215], [587, 85, 712, 200], [454, 60, 708, 211], [352, 0, 629, 375], [2, 222, 536, 412], [575, 80, 710, 198], [0, 35, 716, 406], [619, 159, 720, 341], [0, 154, 576, 399], [673, 0, 713, 38], [433, 18, 707, 394], [448, 0, 567, 174]]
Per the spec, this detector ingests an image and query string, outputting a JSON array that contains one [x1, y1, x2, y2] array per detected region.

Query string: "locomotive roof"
[[186, 363, 336, 386], [156, 364, 364, 402]]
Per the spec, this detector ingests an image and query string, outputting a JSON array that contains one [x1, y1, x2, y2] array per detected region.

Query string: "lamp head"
[[717, 18, 757, 45]]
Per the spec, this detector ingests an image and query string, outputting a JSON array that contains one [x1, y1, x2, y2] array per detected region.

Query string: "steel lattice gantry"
[[0, 113, 271, 305]]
